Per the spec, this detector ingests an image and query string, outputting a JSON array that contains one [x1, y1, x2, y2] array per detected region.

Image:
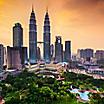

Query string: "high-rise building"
[[64, 41, 71, 62], [63, 51, 65, 62], [7, 46, 22, 69], [4, 47, 7, 66], [77, 49, 94, 61], [29, 7, 37, 64], [22, 47, 28, 65], [37, 47, 41, 61], [13, 23, 23, 47], [95, 50, 104, 60], [0, 44, 4, 72], [7, 46, 28, 69], [55, 36, 63, 62], [43, 10, 51, 63], [50, 44, 54, 59], [77, 49, 84, 59]]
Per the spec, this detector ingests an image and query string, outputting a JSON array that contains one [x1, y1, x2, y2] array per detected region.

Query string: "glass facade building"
[[13, 23, 23, 47], [43, 11, 51, 63], [64, 41, 71, 62], [29, 8, 37, 64]]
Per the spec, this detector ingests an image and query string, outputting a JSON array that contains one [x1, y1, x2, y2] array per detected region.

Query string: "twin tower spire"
[[29, 6, 51, 64]]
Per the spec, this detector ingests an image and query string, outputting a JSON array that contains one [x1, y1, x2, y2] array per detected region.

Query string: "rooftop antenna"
[[46, 6, 48, 13], [32, 4, 34, 12]]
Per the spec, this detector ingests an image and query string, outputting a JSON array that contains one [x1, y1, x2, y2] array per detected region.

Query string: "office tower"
[[37, 47, 41, 61], [50, 44, 54, 59], [55, 36, 63, 62], [0, 44, 4, 72], [77, 49, 94, 61], [29, 7, 37, 64], [7, 46, 22, 69], [7, 46, 28, 69], [84, 49, 94, 61], [13, 23, 23, 47], [4, 47, 7, 66], [63, 51, 65, 62], [77, 49, 85, 59], [22, 47, 28, 65], [43, 10, 51, 63], [95, 50, 104, 60], [64, 41, 71, 62]]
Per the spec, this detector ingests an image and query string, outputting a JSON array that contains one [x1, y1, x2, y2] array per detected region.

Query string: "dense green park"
[[0, 70, 104, 104]]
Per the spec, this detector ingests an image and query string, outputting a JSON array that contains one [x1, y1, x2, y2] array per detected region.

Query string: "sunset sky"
[[0, 0, 104, 53]]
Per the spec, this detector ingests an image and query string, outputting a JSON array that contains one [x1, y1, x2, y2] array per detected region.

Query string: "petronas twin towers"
[[29, 7, 51, 64]]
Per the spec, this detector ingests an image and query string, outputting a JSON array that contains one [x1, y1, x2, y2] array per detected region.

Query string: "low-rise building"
[[87, 68, 104, 75]]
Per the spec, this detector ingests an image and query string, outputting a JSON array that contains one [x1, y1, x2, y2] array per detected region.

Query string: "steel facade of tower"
[[43, 11, 51, 63], [64, 41, 71, 62], [29, 8, 37, 64], [13, 23, 23, 47], [55, 36, 63, 62], [0, 44, 4, 71]]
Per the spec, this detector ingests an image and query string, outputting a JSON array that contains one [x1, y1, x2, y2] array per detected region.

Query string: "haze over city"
[[1, 1, 104, 104], [0, 0, 104, 53]]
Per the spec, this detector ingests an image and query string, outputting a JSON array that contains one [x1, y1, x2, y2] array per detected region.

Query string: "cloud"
[[64, 0, 104, 12]]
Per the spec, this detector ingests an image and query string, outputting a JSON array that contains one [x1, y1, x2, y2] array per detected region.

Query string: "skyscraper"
[[64, 41, 71, 62], [29, 6, 37, 64], [4, 47, 7, 66], [43, 10, 51, 63], [0, 44, 4, 72], [50, 44, 54, 59], [7, 46, 22, 69], [77, 49, 94, 61], [55, 36, 63, 63], [95, 50, 104, 60], [13, 23, 23, 47], [37, 47, 41, 61], [7, 46, 28, 69]]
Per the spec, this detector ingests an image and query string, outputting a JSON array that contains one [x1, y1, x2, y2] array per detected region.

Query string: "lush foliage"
[[0, 70, 104, 104]]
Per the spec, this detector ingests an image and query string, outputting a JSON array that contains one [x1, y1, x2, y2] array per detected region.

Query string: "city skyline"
[[0, 0, 104, 53]]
